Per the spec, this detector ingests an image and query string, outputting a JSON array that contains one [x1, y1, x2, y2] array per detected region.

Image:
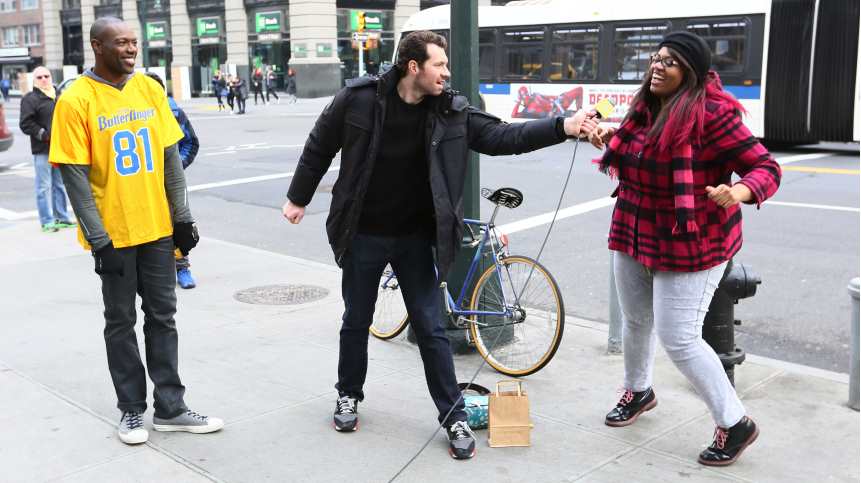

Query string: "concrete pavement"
[[0, 219, 858, 482]]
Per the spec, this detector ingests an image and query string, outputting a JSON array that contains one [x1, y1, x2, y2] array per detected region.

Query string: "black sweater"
[[358, 88, 434, 237]]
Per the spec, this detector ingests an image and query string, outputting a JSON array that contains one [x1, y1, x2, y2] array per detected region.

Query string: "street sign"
[[146, 21, 167, 41], [350, 10, 382, 31], [352, 32, 370, 42], [363, 12, 383, 30], [196, 17, 219, 37], [255, 11, 282, 33]]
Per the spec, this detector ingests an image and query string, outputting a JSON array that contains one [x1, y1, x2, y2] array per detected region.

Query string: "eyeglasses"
[[36, 75, 50, 79], [649, 53, 679, 69]]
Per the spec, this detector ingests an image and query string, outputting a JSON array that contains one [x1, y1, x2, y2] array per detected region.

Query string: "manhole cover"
[[234, 284, 329, 305]]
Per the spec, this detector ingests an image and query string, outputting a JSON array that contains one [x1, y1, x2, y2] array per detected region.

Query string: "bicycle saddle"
[[480, 187, 523, 209]]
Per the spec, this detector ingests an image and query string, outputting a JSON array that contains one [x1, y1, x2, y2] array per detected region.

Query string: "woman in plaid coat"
[[590, 32, 781, 467]]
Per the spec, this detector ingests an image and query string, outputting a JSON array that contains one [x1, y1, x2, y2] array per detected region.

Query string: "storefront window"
[[246, 7, 290, 89], [336, 8, 395, 82]]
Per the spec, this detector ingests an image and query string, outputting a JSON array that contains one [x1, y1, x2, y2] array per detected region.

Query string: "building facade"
[[0, 0, 438, 97]]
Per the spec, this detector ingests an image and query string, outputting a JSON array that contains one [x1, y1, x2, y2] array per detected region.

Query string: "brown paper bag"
[[488, 380, 532, 447]]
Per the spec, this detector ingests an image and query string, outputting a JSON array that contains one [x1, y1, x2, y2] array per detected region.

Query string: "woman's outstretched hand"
[[589, 125, 616, 150], [705, 183, 752, 208]]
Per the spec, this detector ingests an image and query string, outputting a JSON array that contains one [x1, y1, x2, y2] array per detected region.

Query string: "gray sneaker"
[[152, 410, 224, 434], [118, 411, 148, 444]]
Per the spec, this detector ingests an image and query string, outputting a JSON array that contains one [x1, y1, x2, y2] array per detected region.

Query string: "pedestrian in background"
[[19, 66, 76, 233], [145, 72, 201, 289], [251, 67, 265, 105], [226, 74, 235, 112], [265, 66, 279, 104], [591, 31, 781, 467], [1, 77, 10, 100], [51, 17, 221, 445], [285, 68, 297, 104], [232, 75, 247, 114], [212, 71, 226, 111]]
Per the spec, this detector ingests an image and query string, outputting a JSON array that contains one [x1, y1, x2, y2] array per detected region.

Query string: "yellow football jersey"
[[49, 74, 185, 250]]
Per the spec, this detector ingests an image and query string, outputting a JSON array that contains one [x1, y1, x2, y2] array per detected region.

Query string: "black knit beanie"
[[658, 31, 711, 82]]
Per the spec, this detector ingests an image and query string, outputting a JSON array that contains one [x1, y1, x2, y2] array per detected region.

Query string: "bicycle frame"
[[376, 203, 519, 325], [446, 203, 518, 323]]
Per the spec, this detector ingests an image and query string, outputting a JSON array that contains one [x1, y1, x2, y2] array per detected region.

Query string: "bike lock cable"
[[387, 137, 583, 483]]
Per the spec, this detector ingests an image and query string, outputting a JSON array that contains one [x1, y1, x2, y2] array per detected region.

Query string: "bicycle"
[[369, 187, 565, 377]]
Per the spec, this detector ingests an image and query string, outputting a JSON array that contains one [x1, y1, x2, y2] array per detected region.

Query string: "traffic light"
[[357, 11, 366, 32]]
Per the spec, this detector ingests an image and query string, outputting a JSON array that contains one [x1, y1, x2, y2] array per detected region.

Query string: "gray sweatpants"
[[614, 251, 745, 428]]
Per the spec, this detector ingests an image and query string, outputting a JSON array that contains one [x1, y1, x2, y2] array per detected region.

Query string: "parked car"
[[0, 95, 13, 152]]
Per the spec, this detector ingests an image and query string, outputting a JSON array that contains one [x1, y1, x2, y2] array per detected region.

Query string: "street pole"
[[446, 0, 480, 352], [449, 2, 479, 223]]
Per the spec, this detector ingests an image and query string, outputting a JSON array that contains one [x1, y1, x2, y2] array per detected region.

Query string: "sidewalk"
[[0, 219, 857, 483]]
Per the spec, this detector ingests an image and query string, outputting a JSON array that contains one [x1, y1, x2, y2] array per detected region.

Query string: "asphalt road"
[[1, 96, 858, 373]]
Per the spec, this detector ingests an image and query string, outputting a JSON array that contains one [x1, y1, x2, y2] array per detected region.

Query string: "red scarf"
[[598, 72, 739, 235]]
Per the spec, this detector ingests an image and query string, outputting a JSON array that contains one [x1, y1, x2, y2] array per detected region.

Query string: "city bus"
[[398, 0, 860, 145]]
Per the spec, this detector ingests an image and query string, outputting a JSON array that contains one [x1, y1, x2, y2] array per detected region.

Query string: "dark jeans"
[[336, 233, 467, 426], [100, 236, 187, 418], [266, 88, 279, 101]]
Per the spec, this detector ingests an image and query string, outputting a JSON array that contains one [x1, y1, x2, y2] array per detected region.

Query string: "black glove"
[[93, 241, 124, 276], [173, 222, 199, 256]]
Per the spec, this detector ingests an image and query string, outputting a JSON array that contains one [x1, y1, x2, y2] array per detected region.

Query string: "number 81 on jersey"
[[113, 127, 154, 176]]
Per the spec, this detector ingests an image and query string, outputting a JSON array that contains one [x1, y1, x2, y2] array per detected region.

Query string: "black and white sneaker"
[[333, 395, 359, 432], [446, 421, 476, 460], [118, 411, 148, 444]]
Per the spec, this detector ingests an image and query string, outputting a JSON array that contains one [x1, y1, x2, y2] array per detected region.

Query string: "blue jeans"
[[336, 233, 467, 426], [34, 153, 71, 226]]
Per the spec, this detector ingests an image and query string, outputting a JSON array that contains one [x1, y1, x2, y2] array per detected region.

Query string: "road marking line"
[[496, 197, 615, 235], [0, 207, 37, 220], [188, 166, 339, 192], [781, 166, 859, 175], [189, 112, 319, 121], [765, 200, 859, 212], [203, 143, 304, 156], [776, 153, 831, 165]]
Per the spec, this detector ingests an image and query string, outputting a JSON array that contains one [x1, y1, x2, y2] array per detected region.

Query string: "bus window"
[[502, 27, 545, 81], [550, 25, 599, 81], [479, 28, 496, 81], [687, 20, 748, 73], [614, 23, 668, 80]]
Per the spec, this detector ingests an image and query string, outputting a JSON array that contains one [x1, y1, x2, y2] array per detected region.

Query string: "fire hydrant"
[[702, 259, 761, 386]]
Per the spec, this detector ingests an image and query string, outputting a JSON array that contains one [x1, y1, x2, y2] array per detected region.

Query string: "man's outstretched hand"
[[282, 199, 306, 224]]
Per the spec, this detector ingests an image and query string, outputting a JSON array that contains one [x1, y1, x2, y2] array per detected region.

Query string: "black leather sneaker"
[[605, 387, 657, 427], [446, 421, 476, 460], [333, 395, 359, 432], [698, 416, 759, 466]]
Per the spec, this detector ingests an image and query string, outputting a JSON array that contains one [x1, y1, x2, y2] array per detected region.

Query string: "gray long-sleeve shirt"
[[60, 144, 192, 251]]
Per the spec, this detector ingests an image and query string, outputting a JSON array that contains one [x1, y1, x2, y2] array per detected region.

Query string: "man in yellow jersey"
[[50, 17, 223, 445]]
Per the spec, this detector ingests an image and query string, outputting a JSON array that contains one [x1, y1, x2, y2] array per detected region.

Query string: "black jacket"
[[19, 87, 55, 154], [287, 69, 566, 277]]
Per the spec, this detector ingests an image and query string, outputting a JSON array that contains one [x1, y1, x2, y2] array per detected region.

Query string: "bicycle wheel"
[[468, 255, 564, 376], [370, 264, 409, 340]]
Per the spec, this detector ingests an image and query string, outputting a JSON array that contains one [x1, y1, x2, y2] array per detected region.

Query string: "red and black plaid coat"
[[600, 97, 782, 272]]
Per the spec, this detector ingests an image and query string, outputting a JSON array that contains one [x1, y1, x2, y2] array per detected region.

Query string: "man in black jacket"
[[19, 66, 75, 232], [282, 31, 597, 460]]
